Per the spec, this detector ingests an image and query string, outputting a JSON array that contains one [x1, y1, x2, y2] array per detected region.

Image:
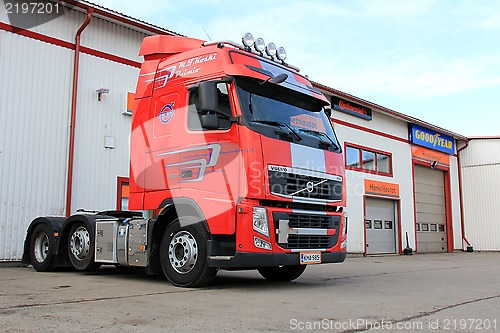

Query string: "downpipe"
[[65, 8, 94, 217]]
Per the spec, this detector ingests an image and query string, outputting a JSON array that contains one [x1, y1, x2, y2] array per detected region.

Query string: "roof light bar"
[[239, 33, 290, 67]]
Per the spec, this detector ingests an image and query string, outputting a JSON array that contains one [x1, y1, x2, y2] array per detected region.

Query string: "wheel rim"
[[34, 232, 50, 263], [69, 226, 91, 261], [168, 231, 198, 274]]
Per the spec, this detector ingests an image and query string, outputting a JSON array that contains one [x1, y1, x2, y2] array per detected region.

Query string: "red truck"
[[23, 33, 347, 287]]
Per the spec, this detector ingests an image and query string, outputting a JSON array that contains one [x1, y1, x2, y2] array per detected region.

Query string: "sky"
[[96, 0, 500, 137]]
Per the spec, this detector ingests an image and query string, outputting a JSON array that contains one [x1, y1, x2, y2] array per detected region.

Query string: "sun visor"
[[225, 52, 329, 106]]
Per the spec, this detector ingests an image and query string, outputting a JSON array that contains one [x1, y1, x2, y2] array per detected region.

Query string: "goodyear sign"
[[409, 124, 455, 155]]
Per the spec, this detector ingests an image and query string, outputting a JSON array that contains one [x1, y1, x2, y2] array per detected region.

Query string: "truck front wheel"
[[29, 224, 56, 272], [160, 218, 216, 287], [258, 265, 307, 281]]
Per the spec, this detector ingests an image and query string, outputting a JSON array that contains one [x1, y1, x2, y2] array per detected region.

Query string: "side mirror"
[[324, 107, 332, 118], [201, 113, 219, 130], [198, 81, 218, 112]]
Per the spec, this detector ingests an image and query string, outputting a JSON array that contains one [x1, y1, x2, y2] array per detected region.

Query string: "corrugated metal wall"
[[460, 139, 500, 251], [0, 7, 147, 260], [0, 31, 73, 260], [70, 53, 139, 213]]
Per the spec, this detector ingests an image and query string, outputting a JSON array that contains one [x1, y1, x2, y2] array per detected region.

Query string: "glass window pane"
[[361, 150, 376, 171], [346, 146, 360, 168], [377, 153, 390, 174]]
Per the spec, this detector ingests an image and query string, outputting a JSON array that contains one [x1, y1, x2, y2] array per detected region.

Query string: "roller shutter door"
[[365, 198, 396, 254], [414, 165, 448, 253]]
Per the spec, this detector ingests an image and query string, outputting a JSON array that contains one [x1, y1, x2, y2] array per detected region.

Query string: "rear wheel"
[[160, 218, 216, 287], [67, 222, 100, 270], [29, 224, 56, 272], [258, 265, 307, 281]]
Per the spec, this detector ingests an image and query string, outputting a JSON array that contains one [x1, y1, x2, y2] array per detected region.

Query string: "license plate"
[[300, 252, 322, 265]]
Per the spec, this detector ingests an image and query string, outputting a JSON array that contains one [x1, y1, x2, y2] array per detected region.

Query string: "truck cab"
[[23, 33, 347, 287]]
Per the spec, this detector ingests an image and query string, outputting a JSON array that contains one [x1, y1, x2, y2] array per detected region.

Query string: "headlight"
[[265, 42, 277, 57], [254, 37, 266, 52], [253, 206, 269, 237], [242, 32, 254, 48], [276, 47, 287, 61]]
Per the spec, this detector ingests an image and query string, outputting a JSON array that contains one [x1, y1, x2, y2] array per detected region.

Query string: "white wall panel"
[[460, 139, 500, 251], [81, 16, 148, 63], [8, 4, 82, 43], [0, 31, 73, 260], [331, 105, 410, 140], [70, 53, 139, 214]]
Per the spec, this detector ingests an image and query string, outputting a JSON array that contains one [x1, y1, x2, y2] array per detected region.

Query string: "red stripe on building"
[[0, 22, 141, 68]]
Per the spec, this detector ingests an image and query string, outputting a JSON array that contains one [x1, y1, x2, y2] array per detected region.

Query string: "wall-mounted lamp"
[[430, 160, 438, 169], [96, 88, 110, 101]]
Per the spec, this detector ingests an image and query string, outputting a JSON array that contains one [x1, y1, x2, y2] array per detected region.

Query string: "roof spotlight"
[[276, 47, 287, 61], [254, 37, 266, 53], [242, 32, 254, 48], [265, 42, 277, 57]]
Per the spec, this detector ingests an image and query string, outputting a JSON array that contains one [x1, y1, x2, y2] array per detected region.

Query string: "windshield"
[[235, 77, 341, 152]]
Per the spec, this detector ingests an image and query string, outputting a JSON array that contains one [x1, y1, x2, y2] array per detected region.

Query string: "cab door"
[[180, 81, 242, 234]]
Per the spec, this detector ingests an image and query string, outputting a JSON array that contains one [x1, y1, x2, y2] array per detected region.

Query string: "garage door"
[[365, 198, 396, 254], [414, 165, 448, 253]]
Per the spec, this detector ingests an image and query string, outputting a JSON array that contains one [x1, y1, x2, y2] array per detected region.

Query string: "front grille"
[[273, 212, 340, 250], [288, 235, 330, 249], [288, 214, 331, 228], [269, 170, 342, 201]]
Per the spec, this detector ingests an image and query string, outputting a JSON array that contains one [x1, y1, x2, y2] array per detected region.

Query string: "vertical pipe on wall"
[[65, 8, 94, 217], [457, 139, 471, 250]]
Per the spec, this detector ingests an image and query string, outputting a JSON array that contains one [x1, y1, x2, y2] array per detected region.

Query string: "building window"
[[346, 146, 361, 168], [361, 150, 376, 171], [117, 177, 150, 218], [345, 144, 392, 176], [122, 92, 135, 116]]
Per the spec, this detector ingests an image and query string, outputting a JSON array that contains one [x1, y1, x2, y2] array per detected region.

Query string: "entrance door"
[[414, 165, 448, 253], [365, 198, 397, 254]]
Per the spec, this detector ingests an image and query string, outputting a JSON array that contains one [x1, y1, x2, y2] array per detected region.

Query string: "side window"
[[188, 82, 232, 131]]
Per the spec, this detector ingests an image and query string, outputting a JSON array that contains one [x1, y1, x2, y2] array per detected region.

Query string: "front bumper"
[[208, 251, 347, 269]]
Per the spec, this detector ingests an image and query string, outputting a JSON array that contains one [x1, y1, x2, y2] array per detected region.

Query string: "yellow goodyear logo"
[[414, 130, 453, 150]]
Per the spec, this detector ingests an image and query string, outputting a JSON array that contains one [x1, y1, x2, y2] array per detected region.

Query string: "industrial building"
[[0, 1, 495, 260]]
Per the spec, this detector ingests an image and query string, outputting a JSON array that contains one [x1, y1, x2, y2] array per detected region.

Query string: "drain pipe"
[[457, 138, 473, 252], [65, 8, 94, 217]]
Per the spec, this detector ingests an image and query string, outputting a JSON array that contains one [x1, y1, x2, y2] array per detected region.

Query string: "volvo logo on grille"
[[290, 179, 328, 196]]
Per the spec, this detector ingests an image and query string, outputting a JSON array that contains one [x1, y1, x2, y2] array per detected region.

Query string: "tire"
[[160, 218, 216, 287], [258, 265, 307, 282], [29, 224, 56, 272], [67, 222, 100, 270]]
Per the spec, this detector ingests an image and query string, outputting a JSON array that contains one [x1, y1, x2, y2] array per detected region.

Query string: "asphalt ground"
[[1, 252, 499, 333]]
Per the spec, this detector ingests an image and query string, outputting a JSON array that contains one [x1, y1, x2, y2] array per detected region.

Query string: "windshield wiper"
[[250, 120, 302, 141], [297, 128, 340, 151]]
